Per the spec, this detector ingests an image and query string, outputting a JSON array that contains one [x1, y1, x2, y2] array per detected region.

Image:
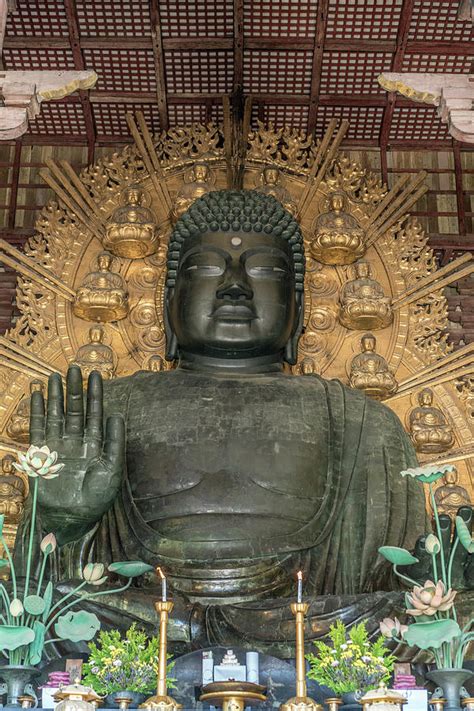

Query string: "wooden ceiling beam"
[[308, 0, 329, 136], [150, 0, 169, 131], [64, 0, 96, 164], [233, 0, 244, 90], [453, 138, 467, 236], [7, 139, 21, 230]]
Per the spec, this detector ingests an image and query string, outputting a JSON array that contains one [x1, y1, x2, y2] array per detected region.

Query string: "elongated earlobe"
[[164, 289, 178, 361], [284, 293, 304, 366]]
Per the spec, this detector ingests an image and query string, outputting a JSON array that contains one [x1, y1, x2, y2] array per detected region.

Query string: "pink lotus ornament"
[[379, 617, 408, 639], [82, 563, 107, 586], [406, 579, 456, 616]]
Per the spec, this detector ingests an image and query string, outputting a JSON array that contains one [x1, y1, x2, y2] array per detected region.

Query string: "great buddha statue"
[[434, 468, 471, 522], [104, 186, 158, 259], [255, 166, 297, 215], [6, 379, 44, 443], [25, 190, 429, 655], [73, 251, 129, 323], [339, 261, 393, 330], [173, 163, 214, 222], [349, 333, 398, 400], [409, 387, 455, 454], [0, 454, 26, 520], [72, 325, 116, 380], [311, 192, 365, 265]]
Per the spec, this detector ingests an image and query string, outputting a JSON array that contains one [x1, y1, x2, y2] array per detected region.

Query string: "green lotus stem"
[[47, 580, 88, 620], [393, 565, 419, 588], [0, 584, 12, 624], [462, 618, 473, 633], [0, 535, 17, 600], [447, 537, 459, 590], [43, 638, 61, 645], [431, 552, 438, 583], [23, 477, 39, 600], [45, 579, 131, 633], [36, 551, 49, 596], [429, 483, 447, 585]]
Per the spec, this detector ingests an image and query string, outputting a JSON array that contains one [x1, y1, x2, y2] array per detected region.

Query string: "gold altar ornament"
[[310, 192, 365, 265], [0, 454, 27, 520], [73, 326, 116, 380], [431, 700, 447, 711], [349, 333, 398, 400], [280, 602, 322, 711], [256, 166, 297, 215], [408, 388, 455, 454], [360, 684, 407, 711], [18, 695, 35, 709], [325, 700, 342, 711], [338, 261, 393, 330], [104, 185, 159, 259], [200, 681, 267, 711], [173, 162, 215, 222], [434, 467, 471, 522], [462, 700, 474, 711], [73, 252, 129, 323], [140, 599, 182, 711], [6, 380, 44, 443], [54, 680, 102, 711]]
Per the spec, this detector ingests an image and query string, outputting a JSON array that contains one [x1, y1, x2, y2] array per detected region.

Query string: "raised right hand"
[[30, 365, 125, 545]]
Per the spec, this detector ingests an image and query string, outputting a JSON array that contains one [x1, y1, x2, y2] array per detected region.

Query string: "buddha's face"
[[419, 389, 433, 406], [194, 164, 209, 182], [361, 335, 375, 352], [98, 254, 112, 271], [167, 231, 299, 360], [89, 327, 104, 344], [356, 262, 370, 278], [126, 189, 141, 205], [263, 168, 279, 185], [330, 194, 344, 211], [445, 469, 458, 485], [2, 457, 14, 475]]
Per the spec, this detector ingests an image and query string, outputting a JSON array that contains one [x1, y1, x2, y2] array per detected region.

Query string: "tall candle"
[[157, 567, 167, 602], [297, 570, 303, 603]]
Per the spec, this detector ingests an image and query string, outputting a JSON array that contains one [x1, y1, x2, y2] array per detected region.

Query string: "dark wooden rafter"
[[7, 139, 21, 230], [149, 0, 169, 131], [233, 0, 244, 92], [453, 139, 467, 237], [64, 0, 96, 164], [307, 0, 329, 137]]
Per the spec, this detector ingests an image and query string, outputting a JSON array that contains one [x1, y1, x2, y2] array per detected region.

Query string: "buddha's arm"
[[29, 366, 125, 546]]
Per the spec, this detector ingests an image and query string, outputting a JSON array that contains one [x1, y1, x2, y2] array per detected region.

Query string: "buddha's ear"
[[164, 287, 178, 361], [284, 291, 304, 366]]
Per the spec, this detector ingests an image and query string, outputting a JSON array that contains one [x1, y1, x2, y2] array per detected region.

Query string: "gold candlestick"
[[140, 601, 182, 711], [280, 602, 322, 711]]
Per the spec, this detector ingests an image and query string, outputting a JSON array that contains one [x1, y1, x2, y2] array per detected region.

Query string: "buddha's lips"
[[212, 304, 256, 320]]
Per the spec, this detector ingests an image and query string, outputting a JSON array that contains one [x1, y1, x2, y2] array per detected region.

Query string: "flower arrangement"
[[306, 620, 395, 695], [378, 464, 474, 670], [0, 445, 154, 667], [82, 624, 175, 695]]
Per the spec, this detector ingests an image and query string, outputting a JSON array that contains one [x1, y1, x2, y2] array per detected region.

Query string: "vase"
[[426, 668, 474, 711], [0, 664, 40, 707], [105, 690, 148, 708], [341, 691, 362, 711]]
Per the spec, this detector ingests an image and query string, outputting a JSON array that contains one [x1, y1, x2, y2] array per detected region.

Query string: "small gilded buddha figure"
[[104, 185, 158, 259], [434, 468, 471, 522], [146, 354, 166, 372], [349, 333, 398, 400], [6, 380, 44, 443], [0, 454, 26, 520], [311, 192, 365, 266], [73, 251, 129, 323], [339, 261, 393, 330], [409, 388, 455, 454], [255, 166, 297, 215], [173, 163, 214, 222], [73, 325, 116, 380]]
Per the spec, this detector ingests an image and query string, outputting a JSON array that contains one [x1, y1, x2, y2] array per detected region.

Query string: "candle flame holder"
[[140, 601, 182, 711], [280, 602, 322, 711]]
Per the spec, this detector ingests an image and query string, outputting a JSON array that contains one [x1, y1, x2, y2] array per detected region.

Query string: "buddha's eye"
[[183, 252, 226, 276], [186, 264, 224, 275], [246, 264, 288, 277]]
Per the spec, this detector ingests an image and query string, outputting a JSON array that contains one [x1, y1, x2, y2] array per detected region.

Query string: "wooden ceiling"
[[0, 0, 473, 340]]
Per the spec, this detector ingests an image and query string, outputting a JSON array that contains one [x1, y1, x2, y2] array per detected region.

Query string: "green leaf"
[[403, 619, 461, 650], [378, 546, 419, 566], [54, 610, 101, 643], [24, 595, 46, 616], [455, 516, 474, 553], [0, 625, 35, 651], [28, 621, 46, 665], [0, 559, 9, 569], [107, 561, 155, 578], [0, 515, 4, 536], [42, 581, 53, 623]]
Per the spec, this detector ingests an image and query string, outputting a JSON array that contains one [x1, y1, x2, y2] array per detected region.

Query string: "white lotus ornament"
[[13, 445, 64, 479]]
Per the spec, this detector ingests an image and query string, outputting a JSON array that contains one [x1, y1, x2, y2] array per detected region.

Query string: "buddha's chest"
[[112, 374, 328, 535]]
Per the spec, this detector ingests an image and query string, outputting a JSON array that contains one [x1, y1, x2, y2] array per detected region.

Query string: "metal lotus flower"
[[400, 464, 455, 485], [82, 563, 107, 586], [379, 617, 408, 639], [406, 580, 456, 617], [13, 445, 64, 479], [40, 533, 57, 554], [425, 533, 441, 554]]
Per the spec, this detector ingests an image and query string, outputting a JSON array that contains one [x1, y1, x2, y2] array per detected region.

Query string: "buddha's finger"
[[46, 373, 64, 440], [439, 513, 452, 558], [85, 371, 103, 443], [103, 415, 125, 471], [65, 365, 84, 439], [30, 390, 45, 445], [452, 506, 473, 582]]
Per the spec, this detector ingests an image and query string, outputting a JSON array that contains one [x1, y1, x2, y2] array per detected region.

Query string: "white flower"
[[113, 660, 122, 667], [40, 533, 57, 554], [425, 534, 441, 555], [82, 563, 107, 586], [331, 660, 339, 667], [91, 666, 99, 674], [13, 445, 64, 480], [340, 643, 348, 650], [361, 655, 371, 663], [331, 649, 337, 654], [10, 598, 24, 617]]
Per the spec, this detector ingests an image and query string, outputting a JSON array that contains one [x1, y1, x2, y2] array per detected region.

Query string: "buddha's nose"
[[216, 269, 253, 301]]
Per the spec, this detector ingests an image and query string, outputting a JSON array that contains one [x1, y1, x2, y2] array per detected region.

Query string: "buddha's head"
[[419, 387, 434, 407], [89, 325, 104, 344], [361, 333, 376, 352], [329, 192, 345, 212], [1, 455, 15, 475], [193, 163, 209, 182], [444, 467, 458, 486], [165, 189, 305, 367], [354, 261, 371, 279], [124, 186, 142, 206], [147, 355, 165, 372], [263, 167, 279, 186], [29, 379, 44, 395], [97, 252, 113, 272]]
